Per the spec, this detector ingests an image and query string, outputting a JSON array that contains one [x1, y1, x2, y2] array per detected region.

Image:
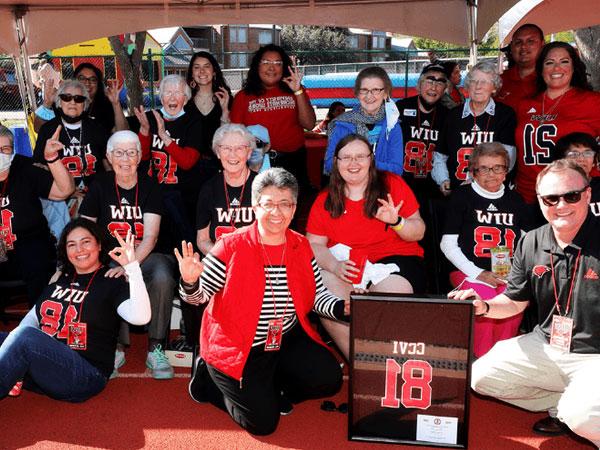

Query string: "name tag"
[[549, 315, 573, 352], [403, 109, 417, 117]]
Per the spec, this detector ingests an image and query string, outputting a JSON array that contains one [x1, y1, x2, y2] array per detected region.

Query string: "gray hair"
[[468, 142, 509, 172], [251, 168, 298, 205], [464, 61, 503, 92], [55, 79, 91, 111], [107, 130, 141, 155], [212, 123, 257, 155], [159, 74, 192, 102], [0, 125, 14, 147]]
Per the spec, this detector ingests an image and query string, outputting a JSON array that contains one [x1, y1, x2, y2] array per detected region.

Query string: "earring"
[[190, 80, 196, 89]]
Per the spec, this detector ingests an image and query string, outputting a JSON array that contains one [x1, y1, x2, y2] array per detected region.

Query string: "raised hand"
[[214, 87, 230, 111], [105, 79, 123, 105], [108, 230, 137, 267], [44, 125, 64, 161], [133, 106, 150, 136], [152, 110, 171, 145], [174, 241, 204, 284], [375, 193, 403, 225], [282, 55, 303, 92]]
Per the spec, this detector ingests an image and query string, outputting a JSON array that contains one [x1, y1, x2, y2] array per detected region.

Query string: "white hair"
[[106, 130, 141, 155], [159, 74, 192, 101]]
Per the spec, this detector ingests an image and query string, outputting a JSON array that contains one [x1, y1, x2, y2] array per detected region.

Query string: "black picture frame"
[[348, 293, 474, 448]]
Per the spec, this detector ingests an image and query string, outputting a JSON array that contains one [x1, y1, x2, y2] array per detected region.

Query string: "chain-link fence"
[[0, 48, 501, 118]]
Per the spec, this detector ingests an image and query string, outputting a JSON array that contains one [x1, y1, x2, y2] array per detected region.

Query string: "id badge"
[[68, 322, 87, 351], [264, 318, 283, 352], [215, 225, 236, 240], [549, 315, 573, 352]]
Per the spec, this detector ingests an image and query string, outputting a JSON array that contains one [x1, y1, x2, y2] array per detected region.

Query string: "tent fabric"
[[0, 0, 520, 56], [501, 0, 600, 45]]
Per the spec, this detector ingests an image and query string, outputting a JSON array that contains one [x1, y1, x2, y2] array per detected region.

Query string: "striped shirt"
[[180, 254, 344, 346]]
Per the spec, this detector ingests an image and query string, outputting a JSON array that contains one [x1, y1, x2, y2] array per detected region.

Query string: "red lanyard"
[[549, 249, 581, 316], [223, 170, 247, 228], [68, 265, 102, 323], [260, 239, 290, 319], [114, 175, 139, 228], [472, 109, 492, 135]]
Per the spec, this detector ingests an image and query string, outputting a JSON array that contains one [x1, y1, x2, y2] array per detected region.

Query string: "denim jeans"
[[0, 326, 107, 402]]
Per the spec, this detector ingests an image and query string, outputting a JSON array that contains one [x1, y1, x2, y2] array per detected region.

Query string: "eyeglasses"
[[566, 150, 596, 159], [218, 144, 250, 154], [257, 201, 296, 213], [538, 186, 589, 207], [423, 76, 447, 88], [260, 60, 283, 66], [469, 78, 493, 87], [336, 153, 372, 164], [162, 91, 185, 98], [321, 401, 348, 414], [112, 148, 139, 159], [472, 165, 508, 175], [0, 145, 13, 155], [358, 87, 385, 97], [59, 93, 86, 103], [76, 75, 98, 85]]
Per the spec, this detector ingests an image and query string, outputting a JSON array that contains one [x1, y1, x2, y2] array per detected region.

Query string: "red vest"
[[200, 222, 327, 381]]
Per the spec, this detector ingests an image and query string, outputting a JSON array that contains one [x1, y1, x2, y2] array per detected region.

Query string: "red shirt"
[[515, 88, 600, 203], [497, 66, 537, 112], [230, 85, 307, 152], [307, 173, 424, 260]]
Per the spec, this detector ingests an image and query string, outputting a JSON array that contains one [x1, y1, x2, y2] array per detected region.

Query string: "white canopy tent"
[[500, 0, 600, 45], [0, 0, 521, 112]]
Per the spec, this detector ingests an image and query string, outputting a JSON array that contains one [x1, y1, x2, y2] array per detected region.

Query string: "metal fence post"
[[404, 50, 410, 99], [147, 49, 155, 109]]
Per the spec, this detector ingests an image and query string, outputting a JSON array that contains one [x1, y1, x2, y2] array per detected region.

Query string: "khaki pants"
[[472, 331, 600, 448]]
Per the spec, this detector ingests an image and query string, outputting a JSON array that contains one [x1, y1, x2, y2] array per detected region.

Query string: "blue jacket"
[[324, 107, 404, 175]]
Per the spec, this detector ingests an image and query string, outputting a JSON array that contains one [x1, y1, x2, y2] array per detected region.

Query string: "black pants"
[[207, 324, 342, 435]]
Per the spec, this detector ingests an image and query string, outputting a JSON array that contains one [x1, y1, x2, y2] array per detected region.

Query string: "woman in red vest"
[[177, 168, 347, 435]]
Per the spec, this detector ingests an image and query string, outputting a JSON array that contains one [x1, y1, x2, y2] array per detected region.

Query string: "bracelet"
[[45, 155, 61, 164], [476, 301, 490, 316], [294, 89, 304, 96], [391, 216, 405, 232]]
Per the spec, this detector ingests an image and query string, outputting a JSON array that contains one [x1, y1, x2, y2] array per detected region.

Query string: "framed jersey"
[[349, 293, 473, 448]]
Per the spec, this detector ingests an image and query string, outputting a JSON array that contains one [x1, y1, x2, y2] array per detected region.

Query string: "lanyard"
[[260, 239, 290, 319], [222, 170, 248, 228], [416, 98, 437, 150], [549, 249, 581, 316], [68, 265, 102, 323]]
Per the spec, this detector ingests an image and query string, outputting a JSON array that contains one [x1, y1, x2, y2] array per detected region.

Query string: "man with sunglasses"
[[450, 159, 600, 446], [396, 63, 449, 198]]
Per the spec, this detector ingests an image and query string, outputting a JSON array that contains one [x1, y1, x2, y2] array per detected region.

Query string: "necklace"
[[223, 169, 249, 228], [195, 92, 215, 116], [540, 90, 568, 124], [260, 237, 287, 287]]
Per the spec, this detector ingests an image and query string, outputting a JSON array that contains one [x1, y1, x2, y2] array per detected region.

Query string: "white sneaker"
[[110, 349, 126, 379], [146, 345, 174, 380]]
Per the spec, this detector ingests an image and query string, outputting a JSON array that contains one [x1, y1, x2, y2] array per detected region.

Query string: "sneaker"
[[110, 348, 126, 379], [8, 381, 23, 397], [279, 393, 294, 416], [146, 345, 174, 380], [188, 356, 209, 403]]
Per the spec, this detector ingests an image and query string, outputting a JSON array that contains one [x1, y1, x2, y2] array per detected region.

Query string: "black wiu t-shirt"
[[35, 266, 129, 378], [34, 117, 108, 190], [0, 155, 53, 250], [79, 172, 163, 250], [196, 171, 256, 242], [443, 183, 532, 270]]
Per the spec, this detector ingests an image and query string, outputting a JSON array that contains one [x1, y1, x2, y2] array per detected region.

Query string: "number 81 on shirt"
[[381, 359, 433, 409]]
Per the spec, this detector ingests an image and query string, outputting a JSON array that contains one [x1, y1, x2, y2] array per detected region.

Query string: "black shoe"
[[532, 416, 568, 436], [188, 356, 209, 403], [279, 394, 294, 416]]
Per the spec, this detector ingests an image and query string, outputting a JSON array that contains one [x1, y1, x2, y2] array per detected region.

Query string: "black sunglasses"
[[320, 400, 348, 413], [59, 93, 86, 104], [538, 186, 588, 207]]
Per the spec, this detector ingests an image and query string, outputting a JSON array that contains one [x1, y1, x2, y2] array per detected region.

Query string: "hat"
[[246, 124, 270, 145], [420, 63, 447, 78]]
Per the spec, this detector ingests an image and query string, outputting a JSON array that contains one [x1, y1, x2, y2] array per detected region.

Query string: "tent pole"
[[13, 6, 37, 116], [467, 0, 478, 66]]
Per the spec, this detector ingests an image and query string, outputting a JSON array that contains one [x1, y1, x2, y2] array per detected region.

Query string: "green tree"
[[280, 25, 350, 64]]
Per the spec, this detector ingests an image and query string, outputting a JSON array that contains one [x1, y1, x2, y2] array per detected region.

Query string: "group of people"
[[1, 24, 600, 447]]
